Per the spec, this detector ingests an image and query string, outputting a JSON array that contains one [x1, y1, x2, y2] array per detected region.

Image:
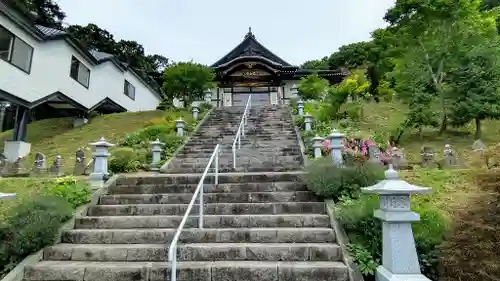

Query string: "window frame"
[[0, 25, 34, 74], [69, 56, 90, 88], [124, 79, 136, 100]]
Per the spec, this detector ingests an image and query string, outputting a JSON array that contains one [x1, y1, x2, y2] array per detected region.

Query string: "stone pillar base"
[[4, 141, 31, 162], [377, 266, 431, 281]]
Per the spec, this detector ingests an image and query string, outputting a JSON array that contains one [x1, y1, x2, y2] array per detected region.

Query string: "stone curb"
[[0, 175, 120, 281], [325, 199, 365, 281], [159, 107, 215, 173], [288, 110, 309, 168]]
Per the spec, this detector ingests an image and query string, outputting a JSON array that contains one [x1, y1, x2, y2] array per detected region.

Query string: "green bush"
[[109, 147, 142, 173], [304, 157, 384, 201], [44, 176, 91, 208], [198, 102, 213, 112], [0, 195, 73, 277]]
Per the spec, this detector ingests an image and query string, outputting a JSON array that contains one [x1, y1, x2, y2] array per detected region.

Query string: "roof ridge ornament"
[[245, 26, 254, 39]]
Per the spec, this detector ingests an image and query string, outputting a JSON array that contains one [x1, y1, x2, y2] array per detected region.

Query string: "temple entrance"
[[233, 93, 269, 106]]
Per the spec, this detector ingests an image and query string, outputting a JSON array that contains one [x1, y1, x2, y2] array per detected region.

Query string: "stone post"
[[204, 89, 212, 104], [312, 135, 324, 159], [326, 129, 345, 167], [303, 113, 313, 132], [192, 106, 200, 120], [150, 138, 164, 170], [297, 100, 304, 116], [89, 137, 114, 181], [176, 118, 186, 137], [0, 101, 10, 132], [362, 165, 432, 281]]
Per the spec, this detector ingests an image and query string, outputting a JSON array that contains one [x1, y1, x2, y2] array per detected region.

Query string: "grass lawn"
[[0, 111, 164, 173]]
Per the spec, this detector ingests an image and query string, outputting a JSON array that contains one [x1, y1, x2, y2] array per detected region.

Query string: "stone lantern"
[[362, 164, 432, 281], [150, 138, 164, 170], [204, 89, 212, 104], [303, 113, 313, 132], [297, 100, 304, 116], [192, 106, 200, 120], [326, 129, 345, 167], [176, 118, 186, 137], [89, 137, 114, 181], [312, 135, 324, 159]]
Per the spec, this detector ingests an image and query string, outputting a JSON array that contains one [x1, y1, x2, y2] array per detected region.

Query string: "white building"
[[0, 0, 162, 161]]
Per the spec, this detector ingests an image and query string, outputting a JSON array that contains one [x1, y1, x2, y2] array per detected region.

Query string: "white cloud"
[[55, 0, 395, 65]]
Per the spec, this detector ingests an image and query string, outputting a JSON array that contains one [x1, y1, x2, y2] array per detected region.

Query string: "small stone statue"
[[74, 149, 86, 175], [49, 155, 63, 177], [443, 144, 459, 168], [32, 152, 46, 175], [472, 139, 487, 152], [391, 147, 408, 169], [420, 146, 436, 168]]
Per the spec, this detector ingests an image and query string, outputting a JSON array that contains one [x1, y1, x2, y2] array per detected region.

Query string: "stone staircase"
[[24, 173, 348, 281], [164, 105, 303, 173], [22, 105, 349, 281]]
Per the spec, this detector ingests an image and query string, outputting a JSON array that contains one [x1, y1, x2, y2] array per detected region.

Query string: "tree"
[[15, 0, 66, 29], [301, 57, 329, 70], [447, 34, 500, 138], [66, 24, 117, 54], [298, 74, 330, 100], [162, 62, 215, 105], [66, 24, 169, 90]]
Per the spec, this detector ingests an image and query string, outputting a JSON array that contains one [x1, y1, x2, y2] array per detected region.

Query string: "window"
[[69, 56, 90, 88], [0, 25, 33, 73], [124, 80, 135, 100]]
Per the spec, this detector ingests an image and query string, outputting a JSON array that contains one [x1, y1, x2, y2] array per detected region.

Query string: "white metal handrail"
[[232, 95, 252, 169], [167, 144, 220, 281]]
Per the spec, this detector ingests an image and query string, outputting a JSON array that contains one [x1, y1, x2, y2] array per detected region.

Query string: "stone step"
[[24, 260, 348, 281], [61, 228, 336, 244], [173, 151, 302, 159], [167, 165, 303, 174], [169, 158, 303, 168], [176, 148, 302, 154], [99, 191, 319, 205], [108, 182, 307, 194], [75, 214, 330, 229], [116, 172, 305, 186], [87, 202, 326, 216], [44, 243, 342, 262]]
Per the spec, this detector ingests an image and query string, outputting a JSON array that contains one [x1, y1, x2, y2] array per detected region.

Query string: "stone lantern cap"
[[0, 192, 16, 199], [312, 135, 324, 142], [303, 113, 313, 120], [89, 137, 115, 148], [151, 138, 165, 146], [297, 100, 304, 105], [192, 106, 199, 112], [362, 165, 431, 195], [176, 118, 185, 124], [326, 129, 345, 139]]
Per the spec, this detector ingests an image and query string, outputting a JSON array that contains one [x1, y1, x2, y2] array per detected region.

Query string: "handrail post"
[[199, 182, 204, 229], [232, 145, 236, 170], [215, 147, 219, 185]]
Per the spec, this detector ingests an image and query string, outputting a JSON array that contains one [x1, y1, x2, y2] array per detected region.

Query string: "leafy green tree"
[[447, 35, 500, 138], [301, 57, 329, 70], [13, 0, 66, 29], [298, 74, 330, 100], [162, 62, 215, 106]]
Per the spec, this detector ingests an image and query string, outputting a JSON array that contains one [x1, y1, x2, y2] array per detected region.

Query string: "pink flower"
[[323, 139, 331, 149]]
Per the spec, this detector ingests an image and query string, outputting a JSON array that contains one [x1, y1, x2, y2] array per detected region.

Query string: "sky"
[[55, 0, 395, 66]]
